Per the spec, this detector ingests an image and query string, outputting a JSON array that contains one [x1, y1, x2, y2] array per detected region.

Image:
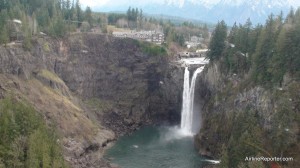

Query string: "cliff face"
[[0, 34, 183, 167], [54, 34, 183, 134], [194, 62, 300, 167]]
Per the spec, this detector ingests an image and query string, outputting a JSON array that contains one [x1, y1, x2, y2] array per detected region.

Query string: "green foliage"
[[0, 0, 98, 42], [204, 9, 300, 168], [84, 6, 93, 27], [0, 98, 66, 168], [49, 15, 67, 37], [126, 7, 142, 29], [0, 23, 9, 45], [219, 144, 229, 168], [0, 0, 9, 12], [108, 13, 127, 25], [270, 88, 298, 156], [222, 19, 260, 74], [43, 42, 50, 52], [0, 10, 9, 45], [139, 41, 167, 56], [85, 98, 114, 112], [23, 30, 32, 50], [214, 8, 300, 87], [252, 14, 279, 85], [226, 109, 264, 167], [207, 20, 227, 61], [127, 7, 139, 22]]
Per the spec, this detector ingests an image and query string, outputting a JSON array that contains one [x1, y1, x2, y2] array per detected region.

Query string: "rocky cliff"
[[194, 62, 299, 168], [0, 33, 183, 167]]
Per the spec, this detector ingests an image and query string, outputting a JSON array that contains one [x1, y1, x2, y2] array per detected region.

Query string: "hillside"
[[0, 33, 183, 167]]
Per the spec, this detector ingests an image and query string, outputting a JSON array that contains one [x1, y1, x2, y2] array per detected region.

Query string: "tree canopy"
[[208, 8, 300, 87]]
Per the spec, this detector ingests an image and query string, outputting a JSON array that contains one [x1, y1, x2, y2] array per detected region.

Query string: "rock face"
[[54, 34, 183, 135], [194, 62, 300, 167], [0, 34, 183, 167]]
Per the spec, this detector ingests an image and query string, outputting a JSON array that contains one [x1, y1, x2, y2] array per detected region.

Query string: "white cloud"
[[79, 0, 300, 9], [165, 0, 185, 7], [80, 0, 163, 8], [288, 0, 300, 7], [80, 0, 109, 7]]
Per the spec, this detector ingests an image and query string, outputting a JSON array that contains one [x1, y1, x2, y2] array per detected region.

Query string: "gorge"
[[0, 34, 187, 167], [0, 32, 216, 167], [1, 1, 299, 168], [1, 28, 299, 168], [105, 58, 210, 168]]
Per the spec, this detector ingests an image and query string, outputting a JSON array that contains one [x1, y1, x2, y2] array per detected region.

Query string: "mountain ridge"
[[94, 0, 297, 25]]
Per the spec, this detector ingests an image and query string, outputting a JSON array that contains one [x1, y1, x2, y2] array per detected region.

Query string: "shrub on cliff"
[[136, 41, 167, 57], [0, 98, 67, 167]]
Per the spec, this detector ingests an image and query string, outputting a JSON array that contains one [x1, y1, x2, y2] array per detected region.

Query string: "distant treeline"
[[0, 1, 211, 50], [107, 7, 210, 47], [0, 0, 93, 46]]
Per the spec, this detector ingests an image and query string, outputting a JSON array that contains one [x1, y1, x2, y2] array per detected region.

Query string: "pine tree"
[[270, 26, 288, 84], [0, 11, 9, 45], [207, 20, 227, 61], [0, 0, 8, 12], [85, 6, 93, 27], [252, 14, 277, 84], [138, 9, 143, 29], [75, 0, 83, 27], [219, 144, 229, 168]]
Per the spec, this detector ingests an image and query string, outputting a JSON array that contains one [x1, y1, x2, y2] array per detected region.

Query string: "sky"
[[80, 0, 300, 9]]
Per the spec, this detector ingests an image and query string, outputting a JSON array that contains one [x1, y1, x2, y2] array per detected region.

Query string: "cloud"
[[80, 0, 109, 7], [79, 0, 300, 9], [288, 0, 300, 7], [80, 0, 163, 8]]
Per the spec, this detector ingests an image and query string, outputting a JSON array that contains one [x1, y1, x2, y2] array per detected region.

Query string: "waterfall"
[[180, 66, 204, 136], [180, 67, 190, 133]]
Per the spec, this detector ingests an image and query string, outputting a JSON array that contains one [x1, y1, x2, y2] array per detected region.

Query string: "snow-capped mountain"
[[93, 0, 300, 25], [164, 0, 293, 9]]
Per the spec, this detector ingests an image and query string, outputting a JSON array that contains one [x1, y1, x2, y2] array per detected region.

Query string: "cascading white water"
[[180, 67, 190, 134], [180, 66, 204, 136]]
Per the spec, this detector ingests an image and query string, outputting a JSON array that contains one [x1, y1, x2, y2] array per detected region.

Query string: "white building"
[[112, 30, 164, 44]]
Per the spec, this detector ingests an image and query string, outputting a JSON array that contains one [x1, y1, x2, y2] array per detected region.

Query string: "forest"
[[0, 0, 92, 45], [207, 8, 300, 87], [205, 8, 300, 168]]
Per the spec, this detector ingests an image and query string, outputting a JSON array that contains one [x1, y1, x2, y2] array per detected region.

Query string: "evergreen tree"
[[285, 7, 295, 24], [0, 98, 66, 167], [0, 10, 9, 45], [0, 0, 8, 12], [207, 20, 227, 61], [75, 0, 83, 27], [228, 22, 238, 44], [138, 9, 143, 29], [85, 6, 93, 27], [219, 144, 229, 168], [252, 14, 277, 84], [127, 6, 131, 21]]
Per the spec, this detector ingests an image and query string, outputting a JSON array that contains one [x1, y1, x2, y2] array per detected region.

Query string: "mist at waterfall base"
[[105, 65, 211, 167], [105, 126, 212, 168]]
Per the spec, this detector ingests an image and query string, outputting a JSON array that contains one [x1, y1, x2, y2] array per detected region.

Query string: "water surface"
[[105, 126, 211, 168]]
